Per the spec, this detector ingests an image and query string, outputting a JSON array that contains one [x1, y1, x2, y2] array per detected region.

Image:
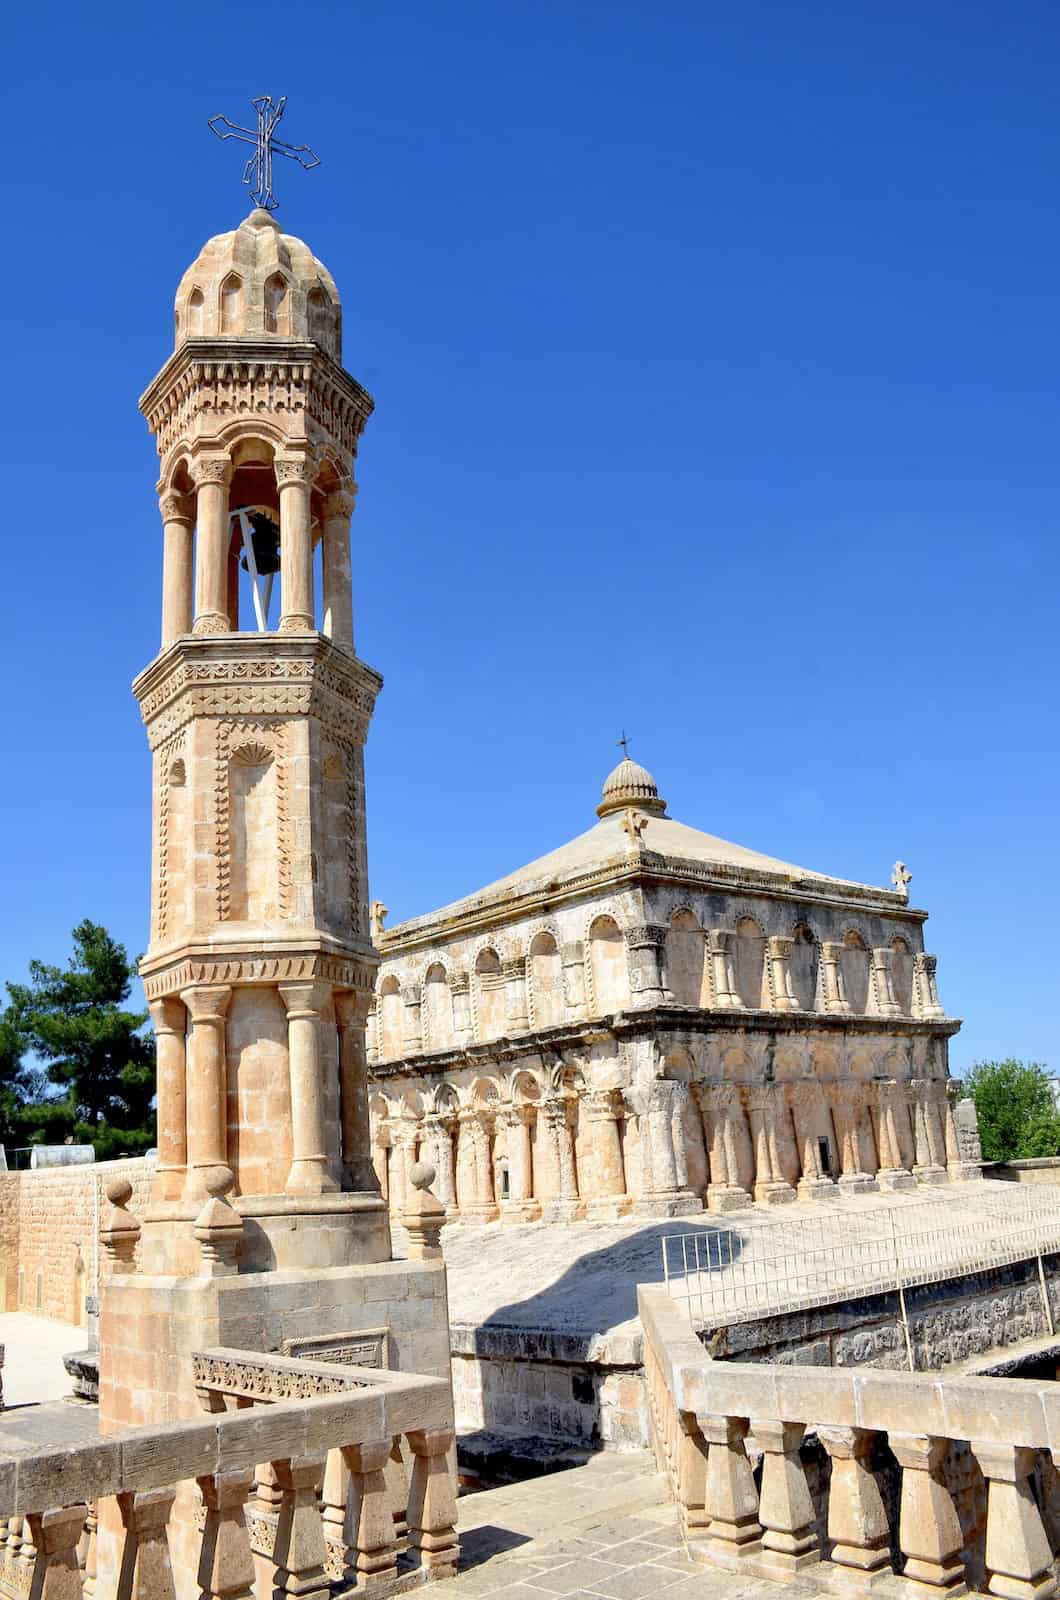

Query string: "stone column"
[[581, 1089, 628, 1221], [699, 1084, 753, 1213], [538, 1096, 580, 1221], [707, 930, 740, 1008], [421, 1114, 457, 1211], [914, 953, 945, 1019], [753, 1419, 819, 1572], [871, 948, 901, 1017], [699, 1414, 763, 1563], [149, 996, 187, 1202], [280, 980, 339, 1197], [768, 936, 799, 1012], [191, 458, 232, 635], [945, 1080, 982, 1181], [181, 983, 231, 1198], [321, 488, 355, 650], [625, 925, 667, 1005], [875, 1081, 916, 1191], [502, 957, 529, 1032], [334, 991, 377, 1191], [911, 1083, 947, 1184], [402, 985, 424, 1053], [817, 1427, 891, 1582], [276, 458, 315, 632], [821, 941, 851, 1013], [159, 489, 195, 646], [789, 1084, 836, 1201], [835, 1087, 876, 1196], [748, 1089, 796, 1205], [889, 1432, 967, 1597], [634, 1081, 700, 1218], [972, 1442, 1055, 1600], [561, 942, 586, 1014], [498, 1104, 539, 1222], [456, 1108, 498, 1222], [450, 972, 471, 1043]]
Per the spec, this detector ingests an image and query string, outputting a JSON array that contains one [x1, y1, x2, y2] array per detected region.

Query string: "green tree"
[[963, 1059, 1060, 1162], [0, 1005, 45, 1150], [6, 920, 155, 1159]]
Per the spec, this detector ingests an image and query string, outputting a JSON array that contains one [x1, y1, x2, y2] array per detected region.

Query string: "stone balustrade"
[[0, 1350, 456, 1600], [640, 1282, 1060, 1599]]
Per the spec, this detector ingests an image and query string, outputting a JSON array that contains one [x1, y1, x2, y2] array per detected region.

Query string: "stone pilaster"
[[697, 1083, 753, 1213], [767, 936, 798, 1013], [275, 457, 315, 631], [820, 941, 851, 1014], [497, 1104, 539, 1222], [748, 1088, 797, 1206], [871, 948, 902, 1017], [914, 953, 945, 1019], [401, 984, 424, 1053], [707, 930, 740, 1009], [502, 957, 529, 1032], [449, 972, 472, 1044], [561, 942, 586, 1014], [625, 924, 667, 1006], [581, 1089, 629, 1221], [633, 1080, 701, 1218], [874, 1080, 916, 1191]]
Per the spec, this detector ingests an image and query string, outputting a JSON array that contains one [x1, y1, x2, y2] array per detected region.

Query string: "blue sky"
[[1, 1, 1057, 1076]]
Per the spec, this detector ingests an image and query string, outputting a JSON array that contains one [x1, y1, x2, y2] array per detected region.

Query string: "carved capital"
[[279, 980, 331, 1019], [181, 984, 232, 1025], [334, 989, 371, 1028], [148, 996, 186, 1036], [324, 488, 356, 521], [159, 490, 195, 525], [768, 935, 794, 959], [274, 457, 314, 488], [501, 957, 527, 980], [449, 970, 470, 996], [191, 456, 232, 488], [707, 928, 733, 953]]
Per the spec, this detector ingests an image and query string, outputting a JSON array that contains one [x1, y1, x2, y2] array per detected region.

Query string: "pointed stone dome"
[[173, 207, 342, 360], [596, 756, 667, 819]]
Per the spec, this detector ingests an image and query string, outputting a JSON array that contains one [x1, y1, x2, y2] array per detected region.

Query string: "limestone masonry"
[[368, 755, 980, 1222]]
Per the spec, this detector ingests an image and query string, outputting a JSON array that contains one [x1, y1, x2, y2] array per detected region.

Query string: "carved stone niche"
[[280, 1328, 389, 1369]]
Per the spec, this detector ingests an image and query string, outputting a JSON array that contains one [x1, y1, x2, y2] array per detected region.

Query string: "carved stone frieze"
[[140, 949, 378, 1001], [192, 1350, 369, 1402]]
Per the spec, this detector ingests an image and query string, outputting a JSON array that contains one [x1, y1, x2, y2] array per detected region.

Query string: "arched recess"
[[379, 976, 403, 1060], [474, 948, 506, 1041], [668, 910, 707, 1006], [307, 286, 337, 356], [529, 932, 563, 1028], [159, 751, 188, 939], [422, 963, 453, 1050], [228, 743, 278, 921], [264, 273, 290, 335], [733, 917, 767, 1008], [789, 925, 819, 1012], [841, 932, 870, 1014], [220, 272, 243, 334], [589, 916, 631, 1015], [890, 937, 914, 1016], [187, 287, 205, 335]]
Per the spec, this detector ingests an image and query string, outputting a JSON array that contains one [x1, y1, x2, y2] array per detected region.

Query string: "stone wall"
[[0, 1156, 152, 1321], [990, 1156, 1060, 1186]]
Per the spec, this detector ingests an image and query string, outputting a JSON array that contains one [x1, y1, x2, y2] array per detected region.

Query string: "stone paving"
[[0, 1312, 83, 1407], [450, 1452, 828, 1600]]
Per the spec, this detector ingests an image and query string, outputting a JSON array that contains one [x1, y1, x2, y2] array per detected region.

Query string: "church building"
[[367, 756, 979, 1222]]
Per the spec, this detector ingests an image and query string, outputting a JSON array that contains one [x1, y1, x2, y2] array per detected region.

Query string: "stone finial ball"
[[203, 1165, 236, 1201], [409, 1161, 436, 1192], [105, 1176, 133, 1208]]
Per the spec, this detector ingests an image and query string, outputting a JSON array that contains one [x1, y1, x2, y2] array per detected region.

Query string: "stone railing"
[[640, 1282, 1060, 1599], [0, 1350, 456, 1600]]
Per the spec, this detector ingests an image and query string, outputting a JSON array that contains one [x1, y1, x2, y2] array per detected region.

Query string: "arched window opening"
[[529, 932, 563, 1028], [187, 288, 205, 335], [890, 937, 914, 1016], [841, 932, 870, 1014], [789, 925, 819, 1012], [307, 286, 333, 353], [379, 977, 403, 1060], [220, 273, 243, 334], [733, 917, 766, 1008], [589, 916, 630, 1015], [474, 948, 505, 1041], [668, 910, 706, 1006], [264, 274, 290, 335]]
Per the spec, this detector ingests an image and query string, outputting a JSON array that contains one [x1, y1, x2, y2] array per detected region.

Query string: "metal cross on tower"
[[208, 95, 320, 212], [617, 731, 631, 759]]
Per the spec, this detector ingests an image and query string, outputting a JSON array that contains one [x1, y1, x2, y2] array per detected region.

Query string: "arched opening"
[[841, 932, 870, 1014], [789, 925, 819, 1011], [474, 948, 506, 1041], [668, 910, 706, 1006], [187, 287, 205, 335], [264, 273, 290, 335], [307, 286, 335, 355], [733, 917, 766, 1008], [379, 977, 403, 1060], [529, 932, 563, 1027], [162, 753, 188, 938], [228, 743, 278, 921], [422, 963, 453, 1050], [589, 916, 631, 1015], [891, 937, 914, 1016], [220, 273, 243, 334]]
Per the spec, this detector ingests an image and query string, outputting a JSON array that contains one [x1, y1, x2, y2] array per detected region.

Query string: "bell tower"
[[133, 205, 389, 1269]]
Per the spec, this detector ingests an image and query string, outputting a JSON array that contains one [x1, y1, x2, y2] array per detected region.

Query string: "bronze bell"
[[240, 512, 281, 575]]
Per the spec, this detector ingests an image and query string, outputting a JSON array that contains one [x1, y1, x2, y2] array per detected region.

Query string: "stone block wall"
[[0, 1156, 153, 1321], [989, 1156, 1060, 1186]]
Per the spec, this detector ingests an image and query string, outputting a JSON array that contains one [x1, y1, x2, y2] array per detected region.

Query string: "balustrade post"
[[340, 1440, 399, 1583], [406, 1428, 458, 1575], [25, 1506, 87, 1600], [117, 1487, 177, 1600], [271, 1456, 329, 1600], [889, 1433, 967, 1598], [675, 1410, 709, 1539], [699, 1414, 762, 1564], [818, 1427, 891, 1584], [753, 1419, 820, 1571], [197, 1469, 256, 1600], [973, 1442, 1056, 1600]]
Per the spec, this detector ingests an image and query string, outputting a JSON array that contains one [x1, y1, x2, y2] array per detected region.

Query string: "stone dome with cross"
[[173, 207, 342, 359]]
